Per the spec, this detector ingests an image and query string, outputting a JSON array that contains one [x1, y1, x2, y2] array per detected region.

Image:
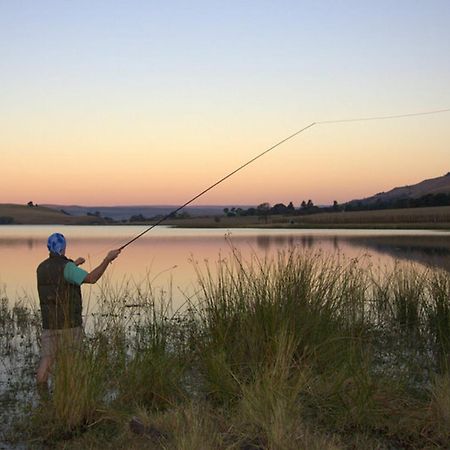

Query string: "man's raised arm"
[[83, 249, 121, 284]]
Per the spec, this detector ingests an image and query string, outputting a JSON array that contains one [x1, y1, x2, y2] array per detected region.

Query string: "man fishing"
[[36, 232, 121, 390]]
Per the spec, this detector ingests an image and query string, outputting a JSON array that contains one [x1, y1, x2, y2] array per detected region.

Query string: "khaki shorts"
[[40, 327, 84, 358]]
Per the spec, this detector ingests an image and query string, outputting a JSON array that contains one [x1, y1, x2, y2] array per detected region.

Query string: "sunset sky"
[[1, 1, 449, 206]]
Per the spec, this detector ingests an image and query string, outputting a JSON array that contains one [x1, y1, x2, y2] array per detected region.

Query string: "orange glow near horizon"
[[2, 113, 449, 206]]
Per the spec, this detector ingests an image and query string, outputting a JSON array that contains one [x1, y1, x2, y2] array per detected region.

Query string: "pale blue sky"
[[1, 1, 449, 205]]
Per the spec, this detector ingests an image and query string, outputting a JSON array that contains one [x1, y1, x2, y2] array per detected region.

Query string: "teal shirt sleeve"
[[64, 262, 88, 286]]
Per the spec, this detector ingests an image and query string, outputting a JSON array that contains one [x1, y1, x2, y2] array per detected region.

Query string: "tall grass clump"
[[234, 329, 308, 449], [426, 270, 450, 372], [116, 305, 187, 409], [189, 248, 450, 446], [86, 278, 187, 411], [50, 339, 108, 432], [192, 250, 372, 408]]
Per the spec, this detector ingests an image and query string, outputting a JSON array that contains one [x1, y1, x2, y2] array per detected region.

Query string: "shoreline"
[[2, 221, 450, 230], [0, 222, 450, 233], [1, 204, 450, 230]]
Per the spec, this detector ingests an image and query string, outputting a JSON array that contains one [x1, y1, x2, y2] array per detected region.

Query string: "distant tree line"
[[224, 192, 450, 217], [129, 211, 191, 222], [85, 210, 115, 223], [63, 191, 449, 226], [223, 200, 340, 217]]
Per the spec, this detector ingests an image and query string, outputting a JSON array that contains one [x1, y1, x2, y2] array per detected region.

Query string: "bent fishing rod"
[[119, 107, 450, 250], [118, 122, 315, 250]]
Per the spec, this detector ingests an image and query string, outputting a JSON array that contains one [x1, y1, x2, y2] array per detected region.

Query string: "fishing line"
[[118, 107, 450, 250], [316, 107, 450, 124]]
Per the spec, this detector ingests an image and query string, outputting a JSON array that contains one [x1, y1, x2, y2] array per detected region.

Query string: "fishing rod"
[[119, 107, 450, 250], [119, 122, 315, 250]]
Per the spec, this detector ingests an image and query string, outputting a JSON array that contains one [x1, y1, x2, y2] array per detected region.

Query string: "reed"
[[425, 270, 450, 371], [51, 340, 107, 432], [233, 329, 307, 449]]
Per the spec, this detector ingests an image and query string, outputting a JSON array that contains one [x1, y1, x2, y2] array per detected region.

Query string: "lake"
[[1, 225, 449, 311]]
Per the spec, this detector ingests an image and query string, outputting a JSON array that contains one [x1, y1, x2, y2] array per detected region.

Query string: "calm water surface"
[[0, 225, 449, 309]]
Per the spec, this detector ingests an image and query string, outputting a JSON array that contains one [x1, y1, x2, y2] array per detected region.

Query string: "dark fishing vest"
[[37, 254, 83, 329]]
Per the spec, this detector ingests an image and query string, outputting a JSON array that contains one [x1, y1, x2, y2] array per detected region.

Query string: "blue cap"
[[47, 233, 66, 255]]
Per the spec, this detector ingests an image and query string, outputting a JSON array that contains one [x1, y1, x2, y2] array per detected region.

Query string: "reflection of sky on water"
[[0, 226, 449, 308]]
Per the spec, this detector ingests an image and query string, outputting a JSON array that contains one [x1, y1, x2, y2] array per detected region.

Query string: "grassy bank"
[[0, 204, 105, 225], [1, 251, 450, 449]]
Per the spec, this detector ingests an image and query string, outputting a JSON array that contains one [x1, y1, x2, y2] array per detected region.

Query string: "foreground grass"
[[1, 250, 450, 449]]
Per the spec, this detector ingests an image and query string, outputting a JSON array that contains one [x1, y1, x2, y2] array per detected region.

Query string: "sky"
[[1, 0, 449, 206]]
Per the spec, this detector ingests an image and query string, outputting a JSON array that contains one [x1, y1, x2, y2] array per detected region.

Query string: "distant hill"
[[43, 205, 251, 221], [0, 204, 106, 225], [347, 172, 450, 207]]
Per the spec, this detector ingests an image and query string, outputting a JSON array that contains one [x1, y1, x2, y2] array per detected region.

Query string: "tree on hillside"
[[271, 203, 287, 215], [287, 202, 295, 214], [257, 203, 270, 213], [257, 202, 270, 223]]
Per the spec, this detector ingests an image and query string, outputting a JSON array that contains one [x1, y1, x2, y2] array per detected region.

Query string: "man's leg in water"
[[37, 355, 53, 384], [36, 329, 57, 400], [36, 355, 53, 401], [36, 327, 83, 399]]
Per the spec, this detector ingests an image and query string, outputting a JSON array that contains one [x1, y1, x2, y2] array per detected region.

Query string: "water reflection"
[[251, 233, 450, 272], [256, 234, 316, 250], [344, 235, 450, 272]]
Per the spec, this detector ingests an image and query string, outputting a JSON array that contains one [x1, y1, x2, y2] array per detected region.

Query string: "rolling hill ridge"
[[347, 172, 450, 207]]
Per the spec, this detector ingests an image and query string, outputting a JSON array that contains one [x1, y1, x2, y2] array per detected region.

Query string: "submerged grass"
[[1, 249, 450, 449]]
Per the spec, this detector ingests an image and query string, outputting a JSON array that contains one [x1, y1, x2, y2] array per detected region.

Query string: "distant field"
[[281, 205, 450, 227], [164, 205, 450, 229], [0, 204, 100, 225]]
